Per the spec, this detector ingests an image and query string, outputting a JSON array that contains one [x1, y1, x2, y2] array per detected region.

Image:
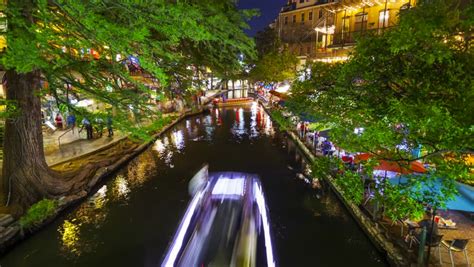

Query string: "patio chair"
[[425, 234, 444, 265], [442, 239, 470, 267]]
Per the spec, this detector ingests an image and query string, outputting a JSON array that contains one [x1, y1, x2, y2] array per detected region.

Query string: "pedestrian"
[[300, 122, 305, 139], [66, 113, 76, 133], [81, 117, 93, 139], [55, 113, 63, 129], [106, 115, 114, 137], [95, 117, 104, 137]]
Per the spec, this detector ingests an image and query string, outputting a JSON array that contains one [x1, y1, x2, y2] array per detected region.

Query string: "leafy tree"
[[0, 0, 255, 208], [249, 48, 298, 83], [249, 26, 298, 83], [288, 0, 473, 220]]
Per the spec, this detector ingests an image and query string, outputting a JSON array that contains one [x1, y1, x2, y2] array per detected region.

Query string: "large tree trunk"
[[2, 70, 68, 208]]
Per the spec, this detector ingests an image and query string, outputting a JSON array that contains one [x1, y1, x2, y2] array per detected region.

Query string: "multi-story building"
[[277, 0, 415, 63], [328, 0, 415, 60], [277, 0, 338, 64]]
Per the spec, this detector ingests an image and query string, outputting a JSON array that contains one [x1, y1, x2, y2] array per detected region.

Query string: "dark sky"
[[238, 0, 287, 37]]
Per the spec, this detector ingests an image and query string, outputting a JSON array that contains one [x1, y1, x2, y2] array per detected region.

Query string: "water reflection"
[[1, 105, 386, 267], [231, 108, 246, 139], [127, 150, 157, 187], [112, 175, 130, 200]]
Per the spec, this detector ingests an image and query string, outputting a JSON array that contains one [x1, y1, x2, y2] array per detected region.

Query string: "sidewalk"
[[43, 129, 124, 166]]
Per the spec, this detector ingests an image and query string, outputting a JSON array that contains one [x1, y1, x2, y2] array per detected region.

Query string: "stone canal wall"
[[0, 108, 209, 255]]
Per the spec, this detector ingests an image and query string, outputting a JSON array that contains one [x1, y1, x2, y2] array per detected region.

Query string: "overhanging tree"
[[1, 0, 255, 209], [288, 0, 473, 220]]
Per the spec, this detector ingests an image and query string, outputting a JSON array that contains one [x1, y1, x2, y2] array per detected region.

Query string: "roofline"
[[279, 1, 340, 15]]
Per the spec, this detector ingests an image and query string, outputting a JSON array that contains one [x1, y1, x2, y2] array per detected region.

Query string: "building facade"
[[277, 0, 415, 63], [277, 0, 338, 64]]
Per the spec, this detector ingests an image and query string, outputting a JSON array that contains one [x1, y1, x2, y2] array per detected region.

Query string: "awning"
[[269, 90, 287, 100]]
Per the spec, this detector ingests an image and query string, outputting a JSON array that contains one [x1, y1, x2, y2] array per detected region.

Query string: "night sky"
[[238, 0, 288, 37]]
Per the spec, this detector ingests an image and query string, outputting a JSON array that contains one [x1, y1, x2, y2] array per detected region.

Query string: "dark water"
[[1, 103, 387, 267]]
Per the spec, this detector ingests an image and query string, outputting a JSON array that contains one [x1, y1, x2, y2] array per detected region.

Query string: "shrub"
[[20, 199, 58, 228]]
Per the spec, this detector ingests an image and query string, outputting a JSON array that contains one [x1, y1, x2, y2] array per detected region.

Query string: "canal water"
[[1, 103, 387, 267]]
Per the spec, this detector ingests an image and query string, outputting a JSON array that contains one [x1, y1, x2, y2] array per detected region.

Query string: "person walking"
[[106, 115, 114, 137], [55, 113, 63, 129], [81, 117, 93, 139]]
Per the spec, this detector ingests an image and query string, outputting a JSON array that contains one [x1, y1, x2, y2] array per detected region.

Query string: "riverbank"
[[258, 100, 410, 267], [0, 107, 209, 255]]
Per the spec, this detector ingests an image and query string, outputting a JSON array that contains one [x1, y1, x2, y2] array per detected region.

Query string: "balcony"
[[330, 27, 394, 47]]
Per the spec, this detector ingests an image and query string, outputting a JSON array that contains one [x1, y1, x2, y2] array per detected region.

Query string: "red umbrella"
[[354, 153, 371, 163], [354, 153, 426, 174], [374, 160, 426, 174]]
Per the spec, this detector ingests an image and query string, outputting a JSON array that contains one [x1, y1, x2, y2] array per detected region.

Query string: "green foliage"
[[250, 28, 298, 83], [269, 109, 292, 131], [1, 0, 256, 134], [19, 199, 58, 228], [334, 170, 365, 205], [250, 48, 298, 83], [285, 0, 473, 221]]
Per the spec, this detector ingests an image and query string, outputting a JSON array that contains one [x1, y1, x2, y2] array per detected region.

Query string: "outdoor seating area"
[[282, 110, 474, 266]]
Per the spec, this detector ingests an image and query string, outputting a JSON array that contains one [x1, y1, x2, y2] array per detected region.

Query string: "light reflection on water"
[[1, 105, 386, 267]]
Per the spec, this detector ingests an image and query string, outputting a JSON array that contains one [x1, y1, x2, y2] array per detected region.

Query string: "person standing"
[[55, 113, 63, 129], [81, 117, 93, 139], [95, 117, 104, 137], [66, 113, 76, 133], [106, 115, 114, 137]]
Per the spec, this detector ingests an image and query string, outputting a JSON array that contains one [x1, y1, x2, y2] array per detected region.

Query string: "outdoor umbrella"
[[354, 153, 427, 175], [389, 176, 474, 213]]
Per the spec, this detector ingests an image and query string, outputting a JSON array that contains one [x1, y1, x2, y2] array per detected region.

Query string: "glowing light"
[[162, 190, 205, 267], [59, 219, 81, 256], [211, 177, 245, 196], [171, 130, 185, 151], [254, 182, 276, 267], [154, 139, 166, 155]]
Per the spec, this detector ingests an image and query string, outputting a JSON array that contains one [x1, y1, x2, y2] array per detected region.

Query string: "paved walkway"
[[43, 128, 125, 166]]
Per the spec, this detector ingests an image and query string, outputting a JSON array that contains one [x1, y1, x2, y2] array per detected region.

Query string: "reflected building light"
[[154, 139, 166, 155], [113, 175, 130, 199], [59, 219, 81, 256], [254, 183, 276, 267], [238, 108, 245, 131], [186, 120, 191, 133], [172, 130, 185, 151], [89, 185, 108, 210], [265, 115, 274, 136]]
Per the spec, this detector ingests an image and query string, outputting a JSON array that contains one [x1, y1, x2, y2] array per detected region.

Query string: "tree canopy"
[[287, 0, 473, 220], [0, 0, 256, 208], [249, 26, 298, 83]]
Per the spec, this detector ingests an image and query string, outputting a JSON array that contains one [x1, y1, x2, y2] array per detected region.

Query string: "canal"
[[1, 103, 387, 267]]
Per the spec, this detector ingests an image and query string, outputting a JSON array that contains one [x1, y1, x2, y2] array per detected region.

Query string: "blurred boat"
[[162, 169, 276, 267]]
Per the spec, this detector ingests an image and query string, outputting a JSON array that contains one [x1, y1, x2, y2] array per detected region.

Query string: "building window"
[[342, 16, 350, 33], [309, 11, 313, 20], [284, 16, 288, 25], [306, 46, 310, 54], [299, 47, 303, 55], [319, 9, 323, 19], [354, 12, 368, 32], [301, 13, 305, 23], [293, 15, 296, 24], [379, 9, 389, 28], [300, 0, 304, 3]]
